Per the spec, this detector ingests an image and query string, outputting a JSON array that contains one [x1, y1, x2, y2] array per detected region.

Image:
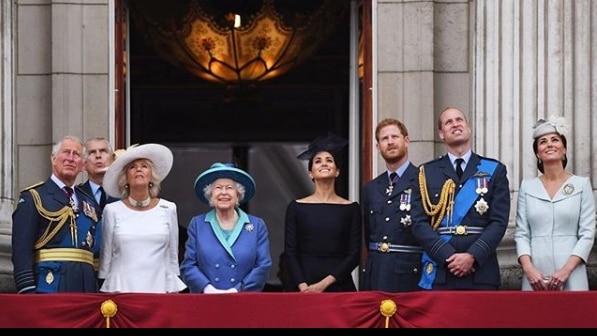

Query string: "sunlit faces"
[[438, 108, 471, 146], [126, 159, 153, 188], [376, 124, 409, 164], [210, 178, 239, 210], [52, 140, 84, 180], [536, 133, 566, 163], [309, 151, 340, 180]]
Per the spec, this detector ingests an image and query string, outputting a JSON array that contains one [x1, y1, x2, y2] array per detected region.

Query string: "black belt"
[[437, 225, 485, 235], [368, 242, 423, 254]]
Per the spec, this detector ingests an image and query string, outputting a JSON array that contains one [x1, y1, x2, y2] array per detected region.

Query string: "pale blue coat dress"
[[515, 175, 596, 290]]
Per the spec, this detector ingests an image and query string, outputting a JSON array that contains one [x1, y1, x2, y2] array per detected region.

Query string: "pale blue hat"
[[194, 162, 256, 204]]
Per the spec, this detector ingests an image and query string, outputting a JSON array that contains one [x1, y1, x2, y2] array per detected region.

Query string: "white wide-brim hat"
[[194, 162, 256, 204], [103, 143, 173, 198]]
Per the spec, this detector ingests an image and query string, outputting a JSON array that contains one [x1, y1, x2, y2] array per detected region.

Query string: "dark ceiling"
[[128, 0, 352, 144]]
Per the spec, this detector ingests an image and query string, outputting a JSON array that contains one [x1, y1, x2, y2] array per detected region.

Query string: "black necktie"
[[455, 158, 464, 179], [63, 186, 73, 198], [99, 186, 107, 208], [389, 172, 398, 186]]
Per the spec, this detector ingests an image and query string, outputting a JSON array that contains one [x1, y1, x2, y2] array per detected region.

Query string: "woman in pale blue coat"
[[515, 116, 595, 291], [180, 163, 272, 293]]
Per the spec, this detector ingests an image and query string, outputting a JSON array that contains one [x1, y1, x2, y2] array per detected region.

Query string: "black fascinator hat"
[[297, 132, 348, 161]]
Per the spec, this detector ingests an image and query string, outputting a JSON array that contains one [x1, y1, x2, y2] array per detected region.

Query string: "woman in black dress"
[[284, 133, 362, 292]]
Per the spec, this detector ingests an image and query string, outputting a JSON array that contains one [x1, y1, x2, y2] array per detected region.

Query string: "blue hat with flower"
[[193, 162, 256, 204]]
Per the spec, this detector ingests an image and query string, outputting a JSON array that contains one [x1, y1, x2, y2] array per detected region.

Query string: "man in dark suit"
[[12, 135, 101, 293], [78, 137, 118, 213], [411, 107, 510, 290], [78, 137, 118, 274], [361, 118, 423, 292]]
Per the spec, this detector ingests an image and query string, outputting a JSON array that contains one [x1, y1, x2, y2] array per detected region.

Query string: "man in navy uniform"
[[411, 107, 510, 290], [361, 118, 423, 292], [12, 135, 101, 293]]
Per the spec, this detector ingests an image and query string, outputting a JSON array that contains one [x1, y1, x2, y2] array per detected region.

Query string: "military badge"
[[386, 185, 393, 196], [46, 270, 54, 284], [85, 231, 94, 248], [426, 262, 434, 275], [475, 198, 489, 215], [244, 223, 254, 232], [563, 183, 574, 195], [82, 201, 98, 222], [400, 214, 412, 227]]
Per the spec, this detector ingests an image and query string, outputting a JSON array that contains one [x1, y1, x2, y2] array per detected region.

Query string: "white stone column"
[[0, 0, 15, 292], [474, 0, 597, 288]]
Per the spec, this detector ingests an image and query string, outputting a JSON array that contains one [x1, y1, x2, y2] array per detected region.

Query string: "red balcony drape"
[[0, 291, 594, 328]]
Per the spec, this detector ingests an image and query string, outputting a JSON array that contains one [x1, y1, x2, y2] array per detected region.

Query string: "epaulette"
[[20, 181, 44, 192]]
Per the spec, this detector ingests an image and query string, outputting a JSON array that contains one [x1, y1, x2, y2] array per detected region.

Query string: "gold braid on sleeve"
[[29, 189, 77, 249], [418, 165, 456, 230]]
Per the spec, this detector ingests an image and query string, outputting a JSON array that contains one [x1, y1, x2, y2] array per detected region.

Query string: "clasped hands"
[[446, 252, 476, 277], [203, 284, 238, 294]]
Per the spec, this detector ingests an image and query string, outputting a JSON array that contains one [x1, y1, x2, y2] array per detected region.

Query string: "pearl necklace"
[[128, 196, 151, 208]]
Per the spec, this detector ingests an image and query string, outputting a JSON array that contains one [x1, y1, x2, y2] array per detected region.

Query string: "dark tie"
[[389, 172, 398, 185], [99, 186, 107, 208], [455, 158, 464, 179], [63, 186, 74, 198]]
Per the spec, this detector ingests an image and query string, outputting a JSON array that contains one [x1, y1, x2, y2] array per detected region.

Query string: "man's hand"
[[446, 252, 476, 277]]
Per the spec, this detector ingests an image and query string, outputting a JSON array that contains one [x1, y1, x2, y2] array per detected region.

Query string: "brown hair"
[[375, 118, 409, 141]]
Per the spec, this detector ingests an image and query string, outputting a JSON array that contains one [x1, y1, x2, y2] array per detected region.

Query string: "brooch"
[[563, 183, 574, 195], [400, 215, 412, 227], [244, 223, 254, 232]]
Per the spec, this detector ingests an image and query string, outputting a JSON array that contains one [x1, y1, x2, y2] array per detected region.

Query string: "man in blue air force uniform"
[[361, 118, 423, 292], [410, 107, 510, 290], [12, 135, 101, 293]]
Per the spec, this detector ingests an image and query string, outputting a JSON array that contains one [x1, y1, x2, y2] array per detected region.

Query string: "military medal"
[[474, 173, 490, 215], [399, 189, 412, 211], [82, 201, 98, 222], [563, 183, 574, 195]]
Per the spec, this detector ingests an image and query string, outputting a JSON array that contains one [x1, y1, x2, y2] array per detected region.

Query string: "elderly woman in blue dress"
[[515, 116, 595, 291], [180, 163, 272, 293]]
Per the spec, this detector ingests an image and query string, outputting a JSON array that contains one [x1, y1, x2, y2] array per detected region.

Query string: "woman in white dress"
[[99, 144, 187, 293], [515, 116, 595, 291]]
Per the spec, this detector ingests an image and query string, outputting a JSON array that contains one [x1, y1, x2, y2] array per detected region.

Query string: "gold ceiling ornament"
[[130, 0, 349, 84]]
